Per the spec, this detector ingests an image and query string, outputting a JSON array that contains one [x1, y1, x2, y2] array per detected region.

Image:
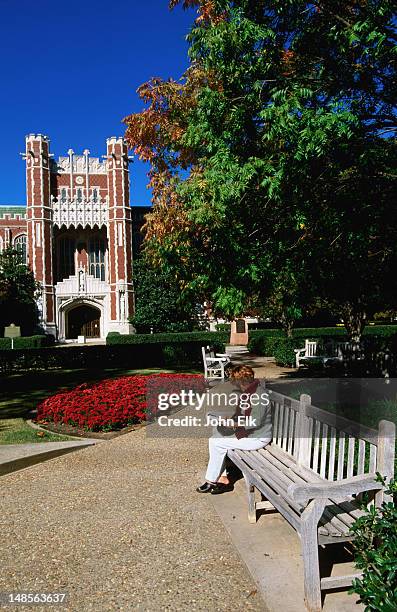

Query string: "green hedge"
[[0, 336, 227, 374], [0, 335, 53, 350], [106, 331, 229, 345], [248, 336, 297, 367]]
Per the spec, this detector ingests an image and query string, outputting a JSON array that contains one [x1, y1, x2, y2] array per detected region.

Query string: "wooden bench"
[[294, 339, 349, 369], [201, 346, 231, 380], [228, 391, 396, 612]]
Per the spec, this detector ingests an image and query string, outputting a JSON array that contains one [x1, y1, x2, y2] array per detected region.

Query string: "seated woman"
[[197, 365, 272, 495]]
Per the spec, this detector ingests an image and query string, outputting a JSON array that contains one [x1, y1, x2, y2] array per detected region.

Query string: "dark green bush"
[[0, 335, 52, 350], [350, 477, 397, 610], [248, 335, 296, 366], [106, 331, 229, 346], [272, 338, 297, 367], [14, 335, 54, 349]]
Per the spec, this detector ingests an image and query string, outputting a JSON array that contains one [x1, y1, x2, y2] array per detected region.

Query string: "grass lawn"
[[0, 418, 73, 445]]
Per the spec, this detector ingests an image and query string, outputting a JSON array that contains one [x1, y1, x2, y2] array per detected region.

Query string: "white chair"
[[202, 346, 231, 380], [294, 340, 318, 368]]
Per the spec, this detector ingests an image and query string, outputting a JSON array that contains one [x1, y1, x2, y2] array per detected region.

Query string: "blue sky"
[[0, 0, 193, 206]]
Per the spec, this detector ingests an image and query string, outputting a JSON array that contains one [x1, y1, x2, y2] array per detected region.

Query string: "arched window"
[[76, 188, 83, 203], [60, 188, 67, 203], [92, 188, 98, 202], [57, 237, 75, 281], [14, 234, 27, 264], [89, 237, 106, 281]]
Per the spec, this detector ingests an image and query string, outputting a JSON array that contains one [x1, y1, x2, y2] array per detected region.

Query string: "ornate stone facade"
[[0, 134, 142, 341]]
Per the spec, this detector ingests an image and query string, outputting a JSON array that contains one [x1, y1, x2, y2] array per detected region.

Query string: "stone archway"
[[66, 304, 101, 339]]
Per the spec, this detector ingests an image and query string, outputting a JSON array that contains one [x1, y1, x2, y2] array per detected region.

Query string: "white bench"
[[201, 346, 231, 380], [228, 391, 395, 612], [294, 339, 349, 369]]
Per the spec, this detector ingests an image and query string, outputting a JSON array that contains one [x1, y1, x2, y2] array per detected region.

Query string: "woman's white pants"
[[205, 436, 271, 483]]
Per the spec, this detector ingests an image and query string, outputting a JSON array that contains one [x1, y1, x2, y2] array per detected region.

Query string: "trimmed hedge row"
[[0, 335, 54, 350], [106, 331, 229, 345], [248, 336, 297, 367], [0, 338, 226, 374], [249, 325, 397, 340]]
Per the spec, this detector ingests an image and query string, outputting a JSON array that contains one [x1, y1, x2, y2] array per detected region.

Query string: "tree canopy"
[[131, 256, 203, 333], [124, 0, 397, 339]]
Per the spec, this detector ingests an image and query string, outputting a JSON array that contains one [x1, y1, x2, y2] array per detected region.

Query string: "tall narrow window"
[[57, 237, 75, 281], [60, 188, 67, 203], [14, 234, 27, 264], [92, 188, 98, 202], [76, 188, 83, 203], [89, 237, 106, 281]]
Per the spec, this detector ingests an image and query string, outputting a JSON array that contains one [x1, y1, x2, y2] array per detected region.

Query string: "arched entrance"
[[66, 304, 101, 339]]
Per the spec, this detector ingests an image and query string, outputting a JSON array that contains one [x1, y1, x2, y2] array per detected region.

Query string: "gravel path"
[[0, 426, 266, 612]]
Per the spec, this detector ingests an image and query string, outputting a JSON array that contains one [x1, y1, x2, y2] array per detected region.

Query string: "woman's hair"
[[230, 365, 255, 380]]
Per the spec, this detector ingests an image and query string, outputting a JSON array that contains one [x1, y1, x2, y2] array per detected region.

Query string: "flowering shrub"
[[36, 374, 204, 432]]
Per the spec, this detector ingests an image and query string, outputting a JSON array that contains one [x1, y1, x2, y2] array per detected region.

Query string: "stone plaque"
[[4, 323, 21, 339], [236, 318, 246, 334], [230, 318, 249, 346]]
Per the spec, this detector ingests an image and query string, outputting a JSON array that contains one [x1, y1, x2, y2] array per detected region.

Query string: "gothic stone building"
[[0, 134, 149, 341]]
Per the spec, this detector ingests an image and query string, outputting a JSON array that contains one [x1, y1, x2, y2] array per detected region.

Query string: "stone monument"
[[229, 318, 249, 346]]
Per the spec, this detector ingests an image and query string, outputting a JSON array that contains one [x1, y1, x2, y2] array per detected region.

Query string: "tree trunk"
[[341, 303, 366, 345], [280, 312, 294, 338]]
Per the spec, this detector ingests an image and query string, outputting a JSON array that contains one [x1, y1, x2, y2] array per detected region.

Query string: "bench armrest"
[[206, 357, 227, 364], [294, 348, 305, 355], [215, 353, 229, 358], [287, 473, 382, 506]]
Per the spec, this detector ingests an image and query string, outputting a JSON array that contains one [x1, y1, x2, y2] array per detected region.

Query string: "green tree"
[[131, 257, 202, 333], [125, 1, 397, 340], [0, 247, 40, 336]]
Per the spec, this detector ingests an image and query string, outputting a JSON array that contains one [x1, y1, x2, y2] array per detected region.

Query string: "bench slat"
[[357, 439, 366, 475], [312, 421, 321, 473], [337, 432, 346, 480], [282, 402, 290, 451], [272, 402, 280, 445], [320, 423, 328, 479], [369, 444, 377, 472], [347, 436, 355, 478], [328, 428, 336, 481], [277, 402, 285, 447], [287, 409, 295, 455]]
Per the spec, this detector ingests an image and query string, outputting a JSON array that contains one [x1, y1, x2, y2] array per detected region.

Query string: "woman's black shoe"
[[210, 483, 234, 495], [196, 482, 216, 493]]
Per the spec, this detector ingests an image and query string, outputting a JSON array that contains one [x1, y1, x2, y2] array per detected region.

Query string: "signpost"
[[4, 323, 21, 349]]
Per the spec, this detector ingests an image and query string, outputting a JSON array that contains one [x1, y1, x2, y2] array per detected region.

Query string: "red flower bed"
[[36, 374, 204, 432]]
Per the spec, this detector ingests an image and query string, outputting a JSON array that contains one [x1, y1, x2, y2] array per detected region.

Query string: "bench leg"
[[300, 500, 326, 612], [243, 475, 257, 524]]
